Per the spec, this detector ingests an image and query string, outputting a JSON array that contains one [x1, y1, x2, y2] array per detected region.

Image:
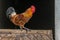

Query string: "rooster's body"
[[6, 5, 35, 32]]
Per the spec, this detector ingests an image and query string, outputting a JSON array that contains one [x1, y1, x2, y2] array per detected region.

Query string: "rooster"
[[6, 5, 35, 32]]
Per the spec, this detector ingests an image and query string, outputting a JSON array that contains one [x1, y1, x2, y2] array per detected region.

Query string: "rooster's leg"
[[20, 26, 23, 31], [23, 27, 31, 32]]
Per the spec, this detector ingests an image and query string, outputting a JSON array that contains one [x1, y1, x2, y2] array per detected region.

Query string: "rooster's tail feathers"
[[6, 7, 15, 18]]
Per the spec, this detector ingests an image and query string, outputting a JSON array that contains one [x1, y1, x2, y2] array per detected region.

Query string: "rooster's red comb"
[[31, 5, 35, 13]]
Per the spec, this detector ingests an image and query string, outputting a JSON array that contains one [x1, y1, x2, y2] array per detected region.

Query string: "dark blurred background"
[[0, 0, 54, 30]]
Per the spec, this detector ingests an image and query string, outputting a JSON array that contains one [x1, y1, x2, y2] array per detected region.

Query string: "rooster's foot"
[[23, 27, 31, 33]]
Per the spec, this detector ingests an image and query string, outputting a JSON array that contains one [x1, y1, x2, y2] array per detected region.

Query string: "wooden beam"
[[0, 29, 53, 40]]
